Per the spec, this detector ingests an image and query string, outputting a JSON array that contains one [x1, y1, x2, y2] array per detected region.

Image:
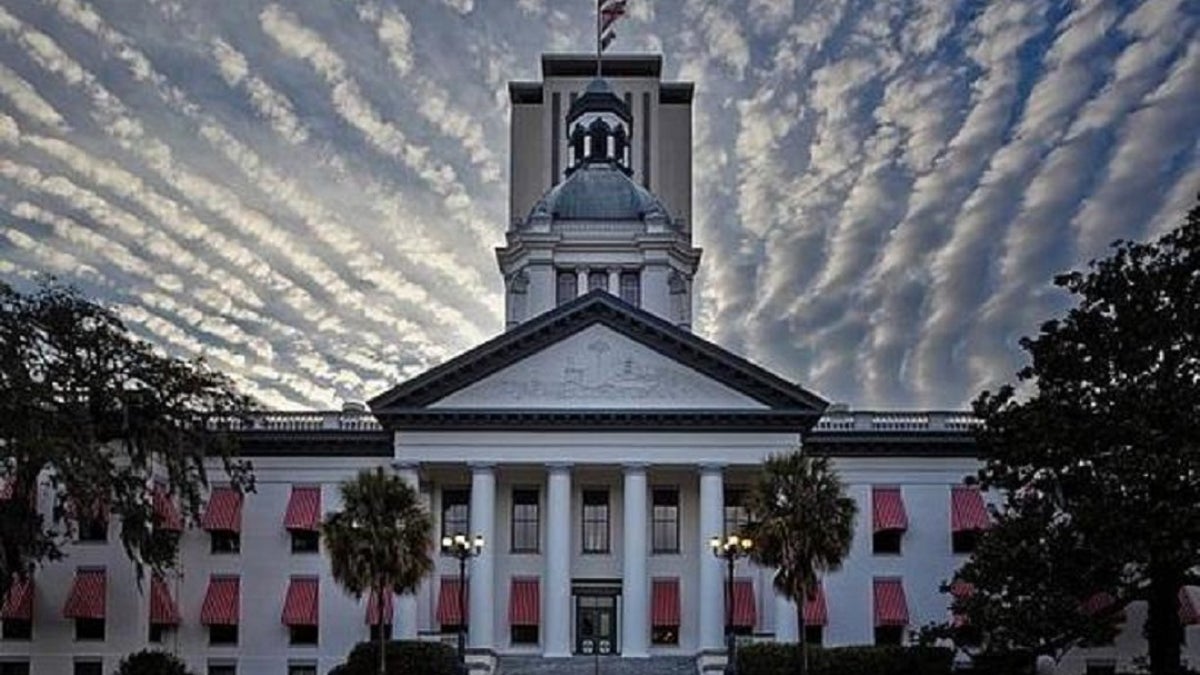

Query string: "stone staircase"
[[495, 655, 696, 675]]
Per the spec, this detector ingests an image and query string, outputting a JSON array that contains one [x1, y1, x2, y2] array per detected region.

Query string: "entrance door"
[[576, 595, 618, 655]]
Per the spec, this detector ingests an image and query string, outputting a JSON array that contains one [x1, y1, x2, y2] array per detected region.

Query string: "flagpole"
[[596, 0, 602, 78]]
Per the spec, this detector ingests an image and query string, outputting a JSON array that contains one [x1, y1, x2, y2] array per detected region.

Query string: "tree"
[[956, 196, 1200, 675], [744, 451, 857, 675], [323, 468, 434, 675], [0, 279, 254, 597], [113, 649, 197, 675]]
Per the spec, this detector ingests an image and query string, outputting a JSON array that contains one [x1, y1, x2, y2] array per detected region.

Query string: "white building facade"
[[2, 53, 1198, 675]]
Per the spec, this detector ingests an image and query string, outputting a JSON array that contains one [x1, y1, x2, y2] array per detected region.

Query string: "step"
[[495, 655, 696, 675]]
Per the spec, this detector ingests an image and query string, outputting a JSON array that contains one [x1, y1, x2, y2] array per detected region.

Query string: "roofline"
[[509, 82, 543, 104], [543, 53, 662, 78]]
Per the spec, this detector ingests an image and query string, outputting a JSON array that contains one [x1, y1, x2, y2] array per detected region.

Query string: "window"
[[289, 625, 318, 646], [874, 625, 904, 646], [288, 665, 317, 675], [210, 531, 240, 554], [148, 623, 170, 643], [651, 488, 679, 553], [368, 623, 392, 642], [873, 530, 903, 555], [556, 270, 577, 306], [724, 488, 749, 536], [952, 530, 980, 554], [805, 625, 823, 647], [1, 620, 31, 640], [77, 515, 107, 542], [511, 625, 539, 645], [208, 664, 236, 675], [209, 624, 238, 645], [75, 619, 104, 641], [651, 626, 678, 645], [291, 530, 319, 554], [582, 490, 610, 553], [619, 271, 640, 306], [511, 489, 539, 553], [1085, 663, 1117, 675], [0, 662, 30, 675], [442, 489, 470, 542], [588, 271, 608, 292], [74, 662, 102, 675]]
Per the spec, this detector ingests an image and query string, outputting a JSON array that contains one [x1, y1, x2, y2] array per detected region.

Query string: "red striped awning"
[[1, 576, 33, 620], [150, 575, 180, 626], [804, 583, 827, 626], [950, 580, 974, 627], [950, 486, 990, 533], [874, 578, 908, 627], [651, 578, 680, 627], [731, 579, 756, 629], [282, 577, 319, 626], [201, 487, 242, 533], [873, 487, 908, 532], [437, 577, 467, 625], [63, 569, 106, 620], [153, 485, 183, 533], [284, 486, 321, 532], [201, 576, 240, 625], [1180, 587, 1199, 625], [366, 587, 394, 626], [509, 578, 539, 627]]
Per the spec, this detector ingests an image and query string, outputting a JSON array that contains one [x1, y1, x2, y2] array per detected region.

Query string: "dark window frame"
[[874, 625, 904, 646], [805, 625, 824, 647], [511, 624, 539, 645], [441, 488, 470, 545], [368, 623, 392, 642], [651, 487, 680, 554], [556, 270, 577, 306], [148, 623, 169, 643], [1, 619, 31, 640], [723, 488, 749, 536], [952, 530, 980, 554], [511, 488, 540, 553], [210, 531, 240, 554], [290, 530, 320, 554], [73, 662, 102, 675], [207, 665, 237, 675], [0, 661, 31, 675], [76, 515, 108, 543], [74, 618, 104, 641], [581, 489, 610, 554], [209, 624, 238, 645], [619, 271, 640, 306], [287, 665, 317, 675], [288, 624, 319, 646], [873, 529, 903, 555], [651, 625, 678, 645]]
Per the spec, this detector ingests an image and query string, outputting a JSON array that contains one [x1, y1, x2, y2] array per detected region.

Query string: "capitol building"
[[2, 52, 1196, 675]]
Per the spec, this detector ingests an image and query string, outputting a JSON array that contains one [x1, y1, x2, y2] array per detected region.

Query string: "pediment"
[[430, 324, 765, 410]]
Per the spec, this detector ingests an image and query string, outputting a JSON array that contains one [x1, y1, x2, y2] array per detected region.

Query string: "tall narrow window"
[[619, 272, 640, 306], [582, 490, 610, 553], [73, 663, 102, 675], [441, 489, 470, 542], [556, 271, 577, 306], [588, 271, 608, 293], [724, 489, 749, 536], [511, 489, 540, 553], [651, 488, 679, 553]]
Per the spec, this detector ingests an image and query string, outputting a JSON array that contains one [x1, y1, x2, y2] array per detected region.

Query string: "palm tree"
[[744, 451, 856, 675], [323, 468, 433, 675]]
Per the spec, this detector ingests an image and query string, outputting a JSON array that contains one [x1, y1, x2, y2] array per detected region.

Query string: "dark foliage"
[[737, 643, 954, 675], [112, 649, 196, 675], [0, 280, 254, 595], [328, 640, 458, 675]]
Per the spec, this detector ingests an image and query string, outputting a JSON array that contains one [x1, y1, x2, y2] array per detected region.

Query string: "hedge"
[[737, 643, 955, 675], [329, 640, 459, 675], [113, 650, 196, 675]]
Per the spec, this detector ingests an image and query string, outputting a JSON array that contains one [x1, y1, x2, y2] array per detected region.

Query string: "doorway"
[[575, 594, 618, 655]]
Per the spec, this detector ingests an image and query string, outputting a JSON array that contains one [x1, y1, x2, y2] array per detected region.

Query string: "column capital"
[[391, 460, 420, 471], [698, 462, 726, 475], [468, 461, 496, 472], [546, 461, 574, 472], [622, 462, 649, 473]]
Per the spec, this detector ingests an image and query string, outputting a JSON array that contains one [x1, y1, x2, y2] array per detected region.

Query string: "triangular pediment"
[[430, 324, 765, 410], [369, 291, 827, 430]]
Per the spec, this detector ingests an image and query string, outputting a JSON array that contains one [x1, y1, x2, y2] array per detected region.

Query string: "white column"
[[774, 587, 799, 643], [607, 267, 620, 295], [393, 461, 421, 640], [622, 464, 649, 657], [468, 464, 495, 650], [544, 463, 573, 657], [698, 464, 725, 651], [576, 267, 589, 296]]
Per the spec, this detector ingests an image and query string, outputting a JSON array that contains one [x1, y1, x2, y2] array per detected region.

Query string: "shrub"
[[113, 650, 196, 675], [329, 640, 458, 675], [737, 643, 954, 675]]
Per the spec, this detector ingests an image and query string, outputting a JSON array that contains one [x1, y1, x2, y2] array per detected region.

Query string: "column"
[[576, 267, 589, 296], [393, 461, 421, 640], [774, 588, 799, 643], [622, 464, 649, 657], [607, 267, 620, 295], [468, 464, 495, 649], [698, 464, 725, 651], [544, 463, 573, 657]]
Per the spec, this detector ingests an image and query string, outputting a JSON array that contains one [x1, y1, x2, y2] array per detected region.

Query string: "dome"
[[529, 163, 670, 222]]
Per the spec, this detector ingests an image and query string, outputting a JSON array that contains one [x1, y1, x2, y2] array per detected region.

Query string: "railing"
[[209, 411, 382, 432], [813, 411, 980, 433]]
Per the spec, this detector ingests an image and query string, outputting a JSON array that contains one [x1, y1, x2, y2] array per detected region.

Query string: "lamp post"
[[441, 533, 484, 675], [710, 534, 753, 675]]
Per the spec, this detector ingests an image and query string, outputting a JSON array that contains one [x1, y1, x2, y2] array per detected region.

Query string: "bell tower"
[[499, 54, 699, 331]]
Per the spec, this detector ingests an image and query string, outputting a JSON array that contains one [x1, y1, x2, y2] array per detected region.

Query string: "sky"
[[0, 0, 1197, 411]]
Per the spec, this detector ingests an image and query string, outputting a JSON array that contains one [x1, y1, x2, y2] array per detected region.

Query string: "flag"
[[598, 0, 626, 52]]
